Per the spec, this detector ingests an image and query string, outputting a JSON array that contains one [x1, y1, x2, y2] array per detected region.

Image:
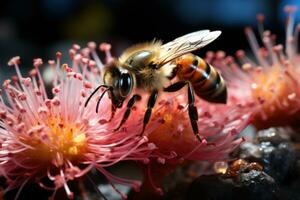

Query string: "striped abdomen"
[[176, 53, 227, 103]]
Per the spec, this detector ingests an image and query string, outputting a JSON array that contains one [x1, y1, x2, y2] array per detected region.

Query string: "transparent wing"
[[156, 30, 221, 67]]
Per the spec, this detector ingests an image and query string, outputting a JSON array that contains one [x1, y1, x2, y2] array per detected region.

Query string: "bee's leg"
[[105, 88, 118, 121], [163, 81, 187, 93], [164, 81, 209, 144], [114, 94, 142, 131], [108, 104, 117, 122], [140, 90, 158, 135], [186, 82, 205, 143]]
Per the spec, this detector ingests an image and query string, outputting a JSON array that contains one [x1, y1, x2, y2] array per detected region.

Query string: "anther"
[[33, 58, 43, 68], [29, 69, 37, 77], [11, 75, 18, 83], [87, 41, 96, 50], [284, 5, 297, 13], [18, 93, 27, 101], [8, 56, 20, 66], [80, 48, 90, 57], [157, 157, 165, 164], [99, 43, 111, 52], [69, 49, 76, 59], [38, 107, 48, 115], [71, 55, 80, 66], [236, 50, 245, 58], [147, 143, 156, 150], [52, 87, 60, 94], [242, 63, 252, 71], [83, 81, 92, 89], [56, 52, 62, 59], [256, 14, 265, 22], [88, 60, 96, 68], [52, 98, 60, 106], [216, 51, 225, 59], [81, 58, 89, 65], [21, 78, 32, 87], [48, 60, 55, 66], [72, 44, 81, 51]]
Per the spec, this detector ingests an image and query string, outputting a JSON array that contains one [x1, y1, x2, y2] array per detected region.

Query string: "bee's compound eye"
[[118, 73, 133, 97]]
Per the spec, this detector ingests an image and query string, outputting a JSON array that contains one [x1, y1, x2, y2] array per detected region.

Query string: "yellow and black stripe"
[[176, 53, 227, 103]]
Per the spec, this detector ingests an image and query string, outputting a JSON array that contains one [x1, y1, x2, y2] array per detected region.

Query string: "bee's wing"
[[156, 30, 221, 67]]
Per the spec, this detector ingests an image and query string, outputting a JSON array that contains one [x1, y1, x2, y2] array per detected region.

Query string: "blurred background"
[[0, 0, 298, 80]]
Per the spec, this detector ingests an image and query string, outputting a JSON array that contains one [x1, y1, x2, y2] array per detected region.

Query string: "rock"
[[237, 170, 278, 200], [239, 127, 297, 182], [186, 175, 235, 200], [256, 127, 290, 146], [186, 169, 278, 200], [261, 142, 296, 182]]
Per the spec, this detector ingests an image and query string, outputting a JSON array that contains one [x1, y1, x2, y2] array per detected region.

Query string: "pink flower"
[[208, 6, 300, 129], [133, 91, 251, 195], [0, 46, 155, 199]]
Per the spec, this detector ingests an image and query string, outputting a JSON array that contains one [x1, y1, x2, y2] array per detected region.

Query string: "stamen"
[[256, 14, 265, 40], [147, 165, 163, 195], [88, 41, 104, 73], [285, 6, 297, 57], [14, 177, 30, 200], [54, 52, 62, 86], [33, 58, 47, 99], [100, 43, 113, 63], [60, 170, 74, 199], [8, 57, 23, 80], [244, 27, 268, 67]]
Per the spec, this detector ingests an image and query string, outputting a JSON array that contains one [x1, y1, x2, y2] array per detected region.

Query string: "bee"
[[85, 30, 227, 142]]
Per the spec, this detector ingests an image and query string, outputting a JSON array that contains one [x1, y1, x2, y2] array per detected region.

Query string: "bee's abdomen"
[[176, 53, 227, 103]]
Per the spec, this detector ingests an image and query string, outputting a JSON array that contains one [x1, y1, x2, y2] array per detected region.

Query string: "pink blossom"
[[133, 92, 250, 161], [133, 92, 251, 194], [207, 6, 300, 129], [0, 46, 154, 199]]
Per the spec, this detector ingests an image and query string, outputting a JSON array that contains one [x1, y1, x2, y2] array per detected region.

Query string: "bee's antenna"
[[84, 85, 109, 107], [96, 88, 111, 113]]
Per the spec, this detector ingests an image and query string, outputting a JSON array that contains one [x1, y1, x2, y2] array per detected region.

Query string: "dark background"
[[0, 0, 298, 80]]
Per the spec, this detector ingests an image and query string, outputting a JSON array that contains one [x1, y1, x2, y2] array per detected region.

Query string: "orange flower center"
[[251, 66, 288, 105], [250, 65, 299, 128], [148, 109, 196, 157], [22, 116, 87, 164]]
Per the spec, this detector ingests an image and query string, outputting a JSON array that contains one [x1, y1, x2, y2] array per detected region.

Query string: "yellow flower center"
[[23, 115, 87, 163]]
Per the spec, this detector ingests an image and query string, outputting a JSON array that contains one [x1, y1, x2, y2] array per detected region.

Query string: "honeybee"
[[85, 30, 227, 142]]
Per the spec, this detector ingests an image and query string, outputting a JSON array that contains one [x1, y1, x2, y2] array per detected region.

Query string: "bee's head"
[[103, 61, 134, 107]]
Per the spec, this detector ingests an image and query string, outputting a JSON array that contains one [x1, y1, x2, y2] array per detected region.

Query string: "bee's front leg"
[[108, 104, 117, 122], [113, 94, 141, 131]]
